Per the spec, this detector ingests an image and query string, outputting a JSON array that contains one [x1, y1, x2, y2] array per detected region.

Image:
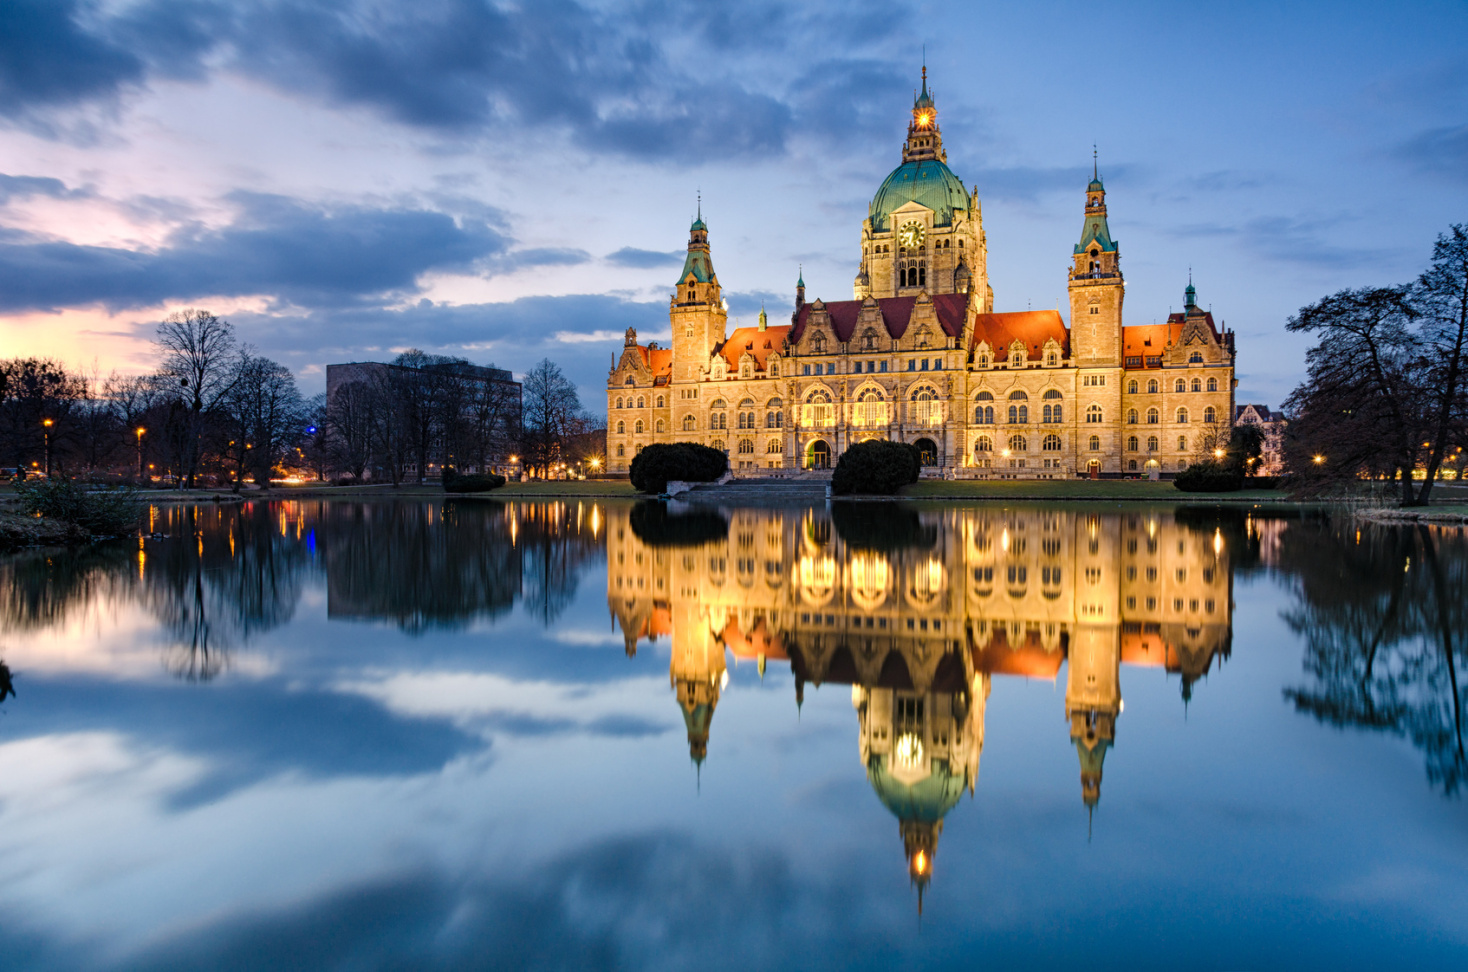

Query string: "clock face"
[[899, 221, 925, 249]]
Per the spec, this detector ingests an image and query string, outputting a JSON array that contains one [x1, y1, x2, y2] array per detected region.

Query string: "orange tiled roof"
[[635, 346, 673, 377], [719, 616, 789, 661], [971, 310, 1069, 356], [970, 627, 1064, 679], [715, 325, 792, 371]]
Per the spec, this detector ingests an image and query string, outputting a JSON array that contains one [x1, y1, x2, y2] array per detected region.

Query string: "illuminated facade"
[[608, 69, 1237, 478], [607, 504, 1234, 897]]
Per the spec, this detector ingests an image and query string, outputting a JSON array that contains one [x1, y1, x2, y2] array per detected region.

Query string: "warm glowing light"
[[915, 110, 934, 128], [1313, 454, 1326, 465], [136, 427, 146, 436], [1213, 528, 1224, 556], [895, 732, 925, 769], [912, 850, 929, 875], [1212, 448, 1224, 459], [42, 418, 53, 427]]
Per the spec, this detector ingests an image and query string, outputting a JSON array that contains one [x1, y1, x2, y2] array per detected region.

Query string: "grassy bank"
[[896, 480, 1290, 502]]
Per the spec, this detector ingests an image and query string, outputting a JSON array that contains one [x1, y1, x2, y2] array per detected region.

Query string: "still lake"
[[0, 498, 1466, 971]]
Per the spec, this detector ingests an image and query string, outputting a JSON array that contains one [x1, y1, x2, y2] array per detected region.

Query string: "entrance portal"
[[914, 438, 938, 467], [807, 440, 831, 469]]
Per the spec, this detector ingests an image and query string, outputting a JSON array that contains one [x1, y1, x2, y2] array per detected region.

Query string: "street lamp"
[[136, 427, 147, 481], [42, 418, 54, 478], [1313, 454, 1326, 465], [1212, 448, 1224, 459]]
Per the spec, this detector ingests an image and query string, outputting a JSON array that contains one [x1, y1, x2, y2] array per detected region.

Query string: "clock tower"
[[855, 68, 991, 309], [670, 211, 727, 383]]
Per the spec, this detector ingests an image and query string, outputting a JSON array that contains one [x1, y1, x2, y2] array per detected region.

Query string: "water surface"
[[0, 498, 1465, 970]]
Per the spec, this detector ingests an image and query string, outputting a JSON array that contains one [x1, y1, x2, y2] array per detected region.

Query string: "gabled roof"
[[634, 345, 673, 377], [971, 310, 1069, 357], [1235, 404, 1277, 422], [970, 625, 1064, 679], [791, 293, 968, 343], [715, 325, 791, 371], [1122, 311, 1225, 366]]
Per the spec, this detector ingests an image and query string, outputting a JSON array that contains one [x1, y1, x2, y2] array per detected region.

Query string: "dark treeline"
[[0, 310, 599, 488], [1284, 225, 1468, 504], [1279, 518, 1467, 794]]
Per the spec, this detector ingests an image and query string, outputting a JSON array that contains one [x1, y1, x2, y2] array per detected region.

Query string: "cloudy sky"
[[0, 0, 1463, 414]]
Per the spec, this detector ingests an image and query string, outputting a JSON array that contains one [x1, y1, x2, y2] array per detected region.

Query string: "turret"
[[902, 65, 946, 164], [670, 208, 728, 382], [1068, 160, 1124, 366]]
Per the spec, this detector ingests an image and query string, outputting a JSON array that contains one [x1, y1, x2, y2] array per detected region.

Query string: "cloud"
[[0, 0, 144, 125], [0, 173, 92, 204], [0, 191, 511, 312], [607, 246, 683, 269], [1395, 124, 1468, 185]]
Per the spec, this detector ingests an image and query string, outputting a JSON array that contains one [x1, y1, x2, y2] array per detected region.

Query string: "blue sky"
[[0, 0, 1463, 413]]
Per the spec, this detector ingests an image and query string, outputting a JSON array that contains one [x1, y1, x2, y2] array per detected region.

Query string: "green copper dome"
[[867, 755, 965, 823], [869, 159, 968, 231]]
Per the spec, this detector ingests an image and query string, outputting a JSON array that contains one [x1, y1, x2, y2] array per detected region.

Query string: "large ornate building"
[[608, 70, 1237, 477]]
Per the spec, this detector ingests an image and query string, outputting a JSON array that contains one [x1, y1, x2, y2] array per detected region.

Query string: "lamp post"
[[42, 418, 54, 478], [136, 427, 147, 481]]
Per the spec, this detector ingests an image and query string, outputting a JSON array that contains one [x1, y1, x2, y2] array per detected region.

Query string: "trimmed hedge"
[[629, 442, 728, 494], [831, 440, 922, 496], [442, 467, 506, 493], [1173, 460, 1244, 493]]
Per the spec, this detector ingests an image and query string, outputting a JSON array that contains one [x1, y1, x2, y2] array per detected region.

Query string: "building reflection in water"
[[608, 503, 1234, 902]]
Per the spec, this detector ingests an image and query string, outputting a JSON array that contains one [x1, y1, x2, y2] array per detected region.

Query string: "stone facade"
[[607, 71, 1237, 478], [1235, 404, 1288, 475]]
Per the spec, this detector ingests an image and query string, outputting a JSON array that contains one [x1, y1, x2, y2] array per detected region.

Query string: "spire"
[[758, 304, 767, 331], [1185, 273, 1197, 310]]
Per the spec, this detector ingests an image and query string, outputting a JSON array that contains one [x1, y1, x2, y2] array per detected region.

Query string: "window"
[[1008, 404, 1028, 424], [1191, 378, 1202, 393], [976, 390, 994, 401], [1176, 408, 1188, 424], [767, 438, 783, 454], [1127, 435, 1139, 451], [1089, 435, 1101, 451], [880, 361, 888, 372], [769, 362, 779, 377], [1043, 434, 1062, 451], [616, 421, 625, 434], [1147, 435, 1159, 452], [616, 444, 625, 457], [1086, 404, 1102, 424], [655, 419, 664, 433], [1009, 434, 1028, 452], [711, 412, 726, 430], [625, 376, 635, 386], [684, 415, 696, 431], [637, 396, 645, 408], [634, 419, 644, 433], [711, 439, 725, 452], [656, 395, 664, 407], [854, 389, 888, 427], [975, 435, 993, 453], [1128, 459, 1137, 471], [802, 390, 835, 427], [1207, 377, 1218, 392], [1147, 379, 1159, 394], [738, 438, 754, 454], [1009, 390, 1028, 401], [1189, 351, 1204, 363], [615, 397, 623, 408], [1127, 379, 1138, 394], [977, 354, 990, 368], [912, 387, 940, 425], [1174, 379, 1185, 393], [1043, 404, 1061, 423], [1146, 407, 1159, 424], [1204, 406, 1217, 423], [803, 364, 811, 376], [1127, 408, 1138, 424], [1178, 436, 1187, 451]]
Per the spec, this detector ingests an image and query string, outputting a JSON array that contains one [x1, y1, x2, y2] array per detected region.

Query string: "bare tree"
[[326, 380, 378, 480], [222, 356, 307, 490], [520, 358, 581, 478], [155, 309, 240, 488], [1413, 224, 1468, 503]]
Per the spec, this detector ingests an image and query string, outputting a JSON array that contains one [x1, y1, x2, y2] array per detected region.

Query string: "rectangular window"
[[907, 360, 916, 371], [921, 359, 929, 371], [880, 361, 888, 372], [1125, 356, 1142, 368], [933, 358, 942, 370], [802, 364, 810, 375], [826, 363, 835, 375]]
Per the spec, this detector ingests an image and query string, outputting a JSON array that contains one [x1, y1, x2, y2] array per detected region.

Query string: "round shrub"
[[13, 479, 142, 536], [831, 502, 935, 552], [831, 440, 922, 496], [629, 442, 728, 494], [1173, 461, 1244, 493], [628, 502, 729, 548], [442, 467, 507, 493]]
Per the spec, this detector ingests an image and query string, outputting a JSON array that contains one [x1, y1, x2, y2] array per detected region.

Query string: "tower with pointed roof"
[[671, 208, 728, 383], [1069, 159, 1125, 366]]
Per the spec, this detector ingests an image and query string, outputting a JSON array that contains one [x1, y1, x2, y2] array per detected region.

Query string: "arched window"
[[615, 397, 623, 409], [1042, 404, 1058, 423], [616, 421, 625, 434], [1086, 404, 1103, 424], [1043, 434, 1062, 451], [976, 390, 994, 401], [1207, 377, 1218, 392], [1008, 434, 1027, 452], [617, 444, 625, 457], [1147, 435, 1159, 452], [975, 404, 993, 424], [769, 362, 779, 377], [656, 395, 665, 407], [975, 435, 993, 453], [811, 333, 826, 353], [1191, 378, 1202, 392], [1127, 408, 1138, 424], [1146, 407, 1159, 424], [854, 389, 888, 427], [862, 329, 877, 351], [1147, 379, 1159, 394], [1089, 435, 1101, 451], [1189, 351, 1204, 363], [684, 415, 696, 431], [1204, 406, 1217, 423], [634, 419, 644, 434], [625, 376, 635, 386], [1128, 459, 1137, 471], [1127, 435, 1139, 451], [1008, 390, 1029, 400], [767, 438, 783, 454], [637, 396, 645, 408], [738, 438, 755, 455], [977, 354, 990, 368], [1176, 408, 1189, 424], [1043, 389, 1062, 400], [912, 387, 940, 425], [1174, 379, 1185, 393], [1008, 404, 1029, 424], [802, 389, 834, 428], [655, 419, 664, 433], [1127, 379, 1138, 394], [711, 439, 726, 452]]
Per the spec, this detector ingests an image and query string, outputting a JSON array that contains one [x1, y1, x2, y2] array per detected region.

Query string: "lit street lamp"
[[1313, 454, 1326, 465], [136, 427, 147, 481], [42, 418, 54, 478]]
